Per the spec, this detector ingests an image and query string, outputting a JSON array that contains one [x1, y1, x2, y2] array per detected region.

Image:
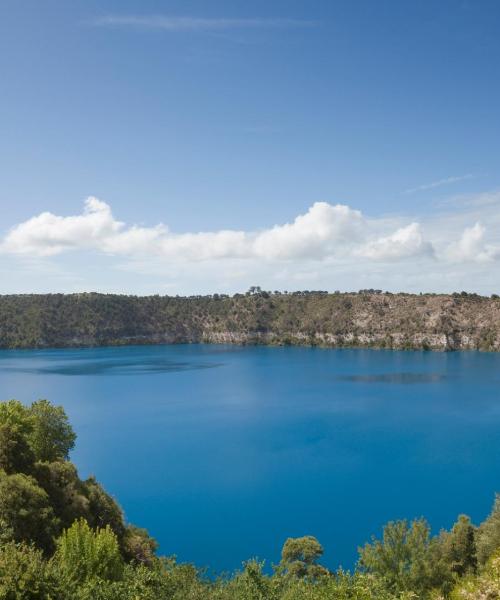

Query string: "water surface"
[[0, 344, 498, 572]]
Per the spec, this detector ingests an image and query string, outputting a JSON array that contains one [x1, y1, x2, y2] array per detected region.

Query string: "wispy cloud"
[[93, 15, 313, 32], [404, 174, 475, 194]]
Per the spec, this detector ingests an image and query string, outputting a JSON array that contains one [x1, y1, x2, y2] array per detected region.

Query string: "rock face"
[[0, 291, 500, 351]]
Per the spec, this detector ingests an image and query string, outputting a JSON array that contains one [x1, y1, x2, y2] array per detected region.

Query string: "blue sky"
[[1, 0, 500, 294]]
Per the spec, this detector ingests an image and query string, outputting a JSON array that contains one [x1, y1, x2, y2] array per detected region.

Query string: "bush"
[[0, 542, 59, 600], [0, 471, 58, 553], [54, 518, 124, 588]]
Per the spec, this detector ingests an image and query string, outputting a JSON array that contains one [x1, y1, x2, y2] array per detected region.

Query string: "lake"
[[0, 344, 499, 572]]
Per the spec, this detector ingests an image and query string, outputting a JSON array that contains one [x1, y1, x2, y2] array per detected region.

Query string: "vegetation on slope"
[[1, 290, 500, 350], [0, 398, 499, 599]]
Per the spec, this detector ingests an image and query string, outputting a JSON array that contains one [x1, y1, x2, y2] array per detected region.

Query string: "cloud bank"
[[2, 197, 437, 263], [2, 195, 500, 295]]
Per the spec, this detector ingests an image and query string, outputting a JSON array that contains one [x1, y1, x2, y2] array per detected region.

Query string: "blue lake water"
[[0, 344, 499, 572]]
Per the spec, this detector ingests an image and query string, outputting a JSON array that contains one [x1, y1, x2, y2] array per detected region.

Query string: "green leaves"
[[280, 536, 328, 580], [477, 494, 500, 565], [28, 400, 76, 463], [0, 423, 36, 475], [0, 471, 58, 553], [0, 542, 60, 600], [441, 514, 477, 577], [358, 518, 453, 597], [54, 518, 124, 587], [0, 399, 76, 466]]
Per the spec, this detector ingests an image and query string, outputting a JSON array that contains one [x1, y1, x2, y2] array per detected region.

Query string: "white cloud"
[[2, 197, 122, 256], [252, 202, 363, 260], [446, 222, 500, 263], [0, 198, 368, 262], [158, 230, 248, 261], [4, 195, 500, 295], [357, 223, 434, 261], [2, 198, 250, 261]]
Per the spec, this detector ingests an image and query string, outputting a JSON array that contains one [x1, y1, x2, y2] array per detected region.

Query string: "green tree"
[[0, 400, 32, 435], [441, 514, 477, 577], [54, 518, 124, 587], [358, 518, 451, 597], [0, 424, 35, 474], [0, 471, 58, 553], [280, 535, 328, 579], [121, 525, 158, 565], [224, 560, 280, 600], [477, 494, 500, 565], [34, 460, 89, 531], [28, 400, 76, 462], [0, 542, 59, 600], [84, 477, 125, 540]]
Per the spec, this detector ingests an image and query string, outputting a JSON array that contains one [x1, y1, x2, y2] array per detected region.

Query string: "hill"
[[1, 290, 500, 351]]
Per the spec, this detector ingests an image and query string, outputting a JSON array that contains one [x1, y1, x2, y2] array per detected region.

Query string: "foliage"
[[477, 494, 500, 565], [440, 515, 477, 577], [358, 518, 453, 597], [121, 525, 158, 565], [0, 471, 58, 553], [33, 460, 89, 531], [279, 536, 328, 579], [28, 400, 76, 462], [0, 424, 35, 475], [0, 400, 32, 436], [0, 542, 59, 600], [0, 398, 76, 467], [84, 477, 125, 538], [54, 518, 124, 587], [450, 549, 500, 599]]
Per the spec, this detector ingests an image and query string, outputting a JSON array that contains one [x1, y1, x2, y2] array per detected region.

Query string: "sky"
[[1, 0, 500, 295]]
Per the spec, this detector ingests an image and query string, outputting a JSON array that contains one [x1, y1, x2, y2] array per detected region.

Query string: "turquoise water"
[[0, 344, 499, 572]]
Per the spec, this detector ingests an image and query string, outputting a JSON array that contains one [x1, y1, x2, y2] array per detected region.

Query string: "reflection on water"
[[339, 372, 446, 384], [3, 359, 223, 376]]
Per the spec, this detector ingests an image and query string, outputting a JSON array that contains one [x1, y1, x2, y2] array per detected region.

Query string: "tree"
[[85, 477, 125, 540], [358, 518, 451, 596], [280, 536, 328, 579], [477, 494, 500, 565], [34, 460, 90, 531], [0, 424, 35, 475], [0, 401, 35, 476], [0, 542, 59, 600], [225, 560, 276, 600], [0, 400, 32, 435], [54, 518, 124, 587], [0, 471, 58, 553], [28, 400, 76, 462], [441, 514, 477, 577], [122, 525, 158, 565]]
